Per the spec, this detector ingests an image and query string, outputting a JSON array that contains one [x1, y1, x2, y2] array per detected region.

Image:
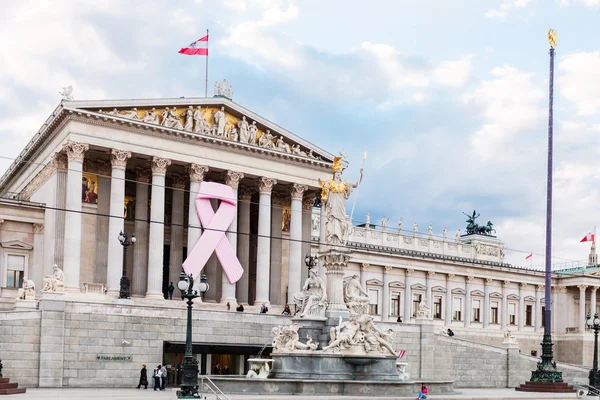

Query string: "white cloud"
[[432, 55, 474, 88], [558, 51, 600, 116], [485, 0, 534, 19]]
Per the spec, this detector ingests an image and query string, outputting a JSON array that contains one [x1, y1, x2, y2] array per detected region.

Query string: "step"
[[515, 381, 576, 393], [0, 384, 16, 390], [0, 380, 7, 385], [0, 387, 26, 395]]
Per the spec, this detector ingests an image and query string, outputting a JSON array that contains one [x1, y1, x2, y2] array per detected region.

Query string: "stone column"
[[323, 251, 351, 316], [186, 164, 209, 295], [535, 285, 543, 332], [382, 266, 392, 321], [32, 223, 45, 292], [269, 193, 283, 305], [255, 177, 276, 305], [579, 285, 588, 332], [106, 149, 132, 296], [288, 184, 307, 300], [52, 154, 68, 273], [221, 171, 244, 304], [483, 278, 492, 329], [94, 160, 111, 284], [464, 276, 473, 327], [168, 174, 186, 295], [501, 280, 509, 330], [518, 283, 527, 331], [62, 141, 89, 291], [236, 185, 253, 304], [404, 269, 413, 322], [445, 273, 454, 326], [591, 286, 598, 316], [426, 271, 434, 307], [146, 157, 171, 299], [132, 168, 151, 296], [360, 263, 369, 289], [301, 196, 313, 284]]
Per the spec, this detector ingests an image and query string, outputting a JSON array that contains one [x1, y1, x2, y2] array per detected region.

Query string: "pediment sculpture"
[[272, 324, 318, 353], [42, 264, 64, 292], [293, 269, 327, 318]]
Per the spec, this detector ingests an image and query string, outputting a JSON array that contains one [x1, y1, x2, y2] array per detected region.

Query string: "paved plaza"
[[14, 387, 580, 399]]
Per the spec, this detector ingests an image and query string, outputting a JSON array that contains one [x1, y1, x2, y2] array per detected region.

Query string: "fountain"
[[245, 341, 274, 379]]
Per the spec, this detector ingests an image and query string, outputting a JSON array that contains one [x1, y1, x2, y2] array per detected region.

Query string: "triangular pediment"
[[411, 283, 426, 291], [0, 240, 33, 250], [389, 281, 405, 289], [366, 279, 383, 286], [471, 290, 485, 297], [507, 294, 520, 301], [524, 296, 536, 302], [69, 97, 334, 163], [452, 288, 466, 295], [490, 292, 503, 299], [432, 285, 447, 293]]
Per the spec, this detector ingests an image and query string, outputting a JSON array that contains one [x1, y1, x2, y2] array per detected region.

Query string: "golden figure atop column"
[[548, 29, 557, 49]]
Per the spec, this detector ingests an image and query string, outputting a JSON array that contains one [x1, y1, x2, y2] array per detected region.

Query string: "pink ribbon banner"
[[182, 181, 244, 284]]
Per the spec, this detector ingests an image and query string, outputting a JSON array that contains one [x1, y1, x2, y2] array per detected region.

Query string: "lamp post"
[[586, 313, 600, 394], [118, 231, 136, 299], [177, 271, 208, 399], [304, 253, 318, 272]]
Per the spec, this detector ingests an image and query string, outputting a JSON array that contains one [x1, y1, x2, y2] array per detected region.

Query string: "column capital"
[[135, 167, 152, 184], [591, 286, 599, 293], [405, 268, 414, 276], [503, 280, 511, 287], [361, 263, 370, 271], [384, 265, 393, 274], [187, 164, 209, 182], [151, 157, 171, 176], [52, 153, 68, 170], [110, 149, 132, 168], [271, 192, 287, 207], [290, 183, 308, 201], [302, 195, 315, 211], [239, 185, 255, 201], [466, 276, 475, 283], [520, 282, 528, 289], [485, 278, 493, 285], [63, 141, 89, 162], [537, 285, 545, 292], [225, 171, 245, 190], [258, 177, 277, 194], [33, 223, 44, 234], [578, 284, 588, 291], [427, 271, 435, 278], [552, 286, 567, 293], [447, 273, 455, 280], [171, 174, 187, 190], [96, 160, 112, 176]]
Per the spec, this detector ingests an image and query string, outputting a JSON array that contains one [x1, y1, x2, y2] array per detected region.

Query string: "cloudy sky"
[[1, 0, 599, 268]]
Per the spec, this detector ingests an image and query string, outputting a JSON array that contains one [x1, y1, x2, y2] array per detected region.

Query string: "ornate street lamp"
[[586, 313, 600, 395], [177, 272, 208, 399], [304, 253, 318, 272], [118, 231, 135, 299]]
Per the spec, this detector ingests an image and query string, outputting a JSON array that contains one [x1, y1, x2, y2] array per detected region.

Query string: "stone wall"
[[379, 321, 422, 379], [0, 310, 41, 387]]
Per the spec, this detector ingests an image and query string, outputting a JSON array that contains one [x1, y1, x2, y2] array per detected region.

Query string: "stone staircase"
[[515, 381, 576, 393], [0, 377, 26, 395]]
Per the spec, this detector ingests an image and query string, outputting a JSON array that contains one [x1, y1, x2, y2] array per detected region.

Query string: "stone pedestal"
[[291, 317, 326, 349], [321, 248, 351, 318]]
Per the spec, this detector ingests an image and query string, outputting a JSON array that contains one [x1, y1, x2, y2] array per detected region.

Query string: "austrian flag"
[[581, 233, 595, 243], [525, 253, 533, 260], [179, 35, 208, 56]]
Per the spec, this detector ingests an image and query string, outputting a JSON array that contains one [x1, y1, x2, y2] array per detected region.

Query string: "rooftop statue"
[[462, 210, 496, 236]]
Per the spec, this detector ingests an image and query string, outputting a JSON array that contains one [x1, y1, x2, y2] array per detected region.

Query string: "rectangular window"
[[412, 293, 422, 317], [509, 303, 516, 325], [452, 297, 462, 321], [472, 299, 481, 322], [434, 296, 442, 319], [368, 289, 379, 315], [526, 304, 533, 326], [491, 301, 499, 324], [391, 292, 401, 317], [6, 254, 25, 288], [541, 306, 546, 327]]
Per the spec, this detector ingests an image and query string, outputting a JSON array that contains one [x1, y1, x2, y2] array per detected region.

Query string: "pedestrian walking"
[[136, 364, 148, 389], [160, 364, 167, 390], [168, 282, 175, 300]]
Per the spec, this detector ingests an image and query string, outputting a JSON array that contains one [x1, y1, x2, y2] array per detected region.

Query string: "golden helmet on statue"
[[332, 156, 344, 172]]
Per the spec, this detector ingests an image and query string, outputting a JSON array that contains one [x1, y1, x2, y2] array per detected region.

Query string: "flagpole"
[[205, 29, 209, 98]]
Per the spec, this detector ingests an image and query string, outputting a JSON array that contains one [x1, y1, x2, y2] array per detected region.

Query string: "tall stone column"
[[579, 285, 588, 332], [323, 251, 351, 316], [382, 266, 392, 321], [221, 171, 244, 304], [186, 164, 209, 296], [288, 184, 307, 300], [591, 286, 598, 316], [168, 174, 186, 295], [404, 269, 413, 322], [535, 285, 543, 332], [236, 185, 253, 304], [132, 168, 151, 296], [269, 194, 284, 305], [106, 149, 131, 296], [93, 160, 111, 284], [445, 273, 454, 326], [501, 280, 509, 330], [32, 223, 45, 292], [52, 154, 68, 272], [62, 141, 89, 292], [301, 197, 313, 284], [426, 271, 434, 307], [483, 278, 492, 328], [360, 263, 369, 289], [518, 283, 526, 331], [464, 276, 473, 327], [255, 177, 276, 305], [146, 157, 171, 299]]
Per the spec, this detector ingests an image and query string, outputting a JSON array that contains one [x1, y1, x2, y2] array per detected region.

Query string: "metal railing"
[[573, 378, 600, 397], [199, 376, 230, 400]]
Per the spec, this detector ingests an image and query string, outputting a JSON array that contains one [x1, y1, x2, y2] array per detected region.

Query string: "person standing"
[[222, 365, 229, 375], [152, 367, 160, 391], [226, 302, 231, 311], [160, 364, 167, 390], [136, 364, 148, 389], [168, 282, 175, 300], [213, 363, 221, 375]]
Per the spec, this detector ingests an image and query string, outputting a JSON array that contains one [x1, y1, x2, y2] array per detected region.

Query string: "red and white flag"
[[396, 350, 406, 359], [525, 253, 533, 260], [581, 233, 595, 243], [178, 35, 208, 56]]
